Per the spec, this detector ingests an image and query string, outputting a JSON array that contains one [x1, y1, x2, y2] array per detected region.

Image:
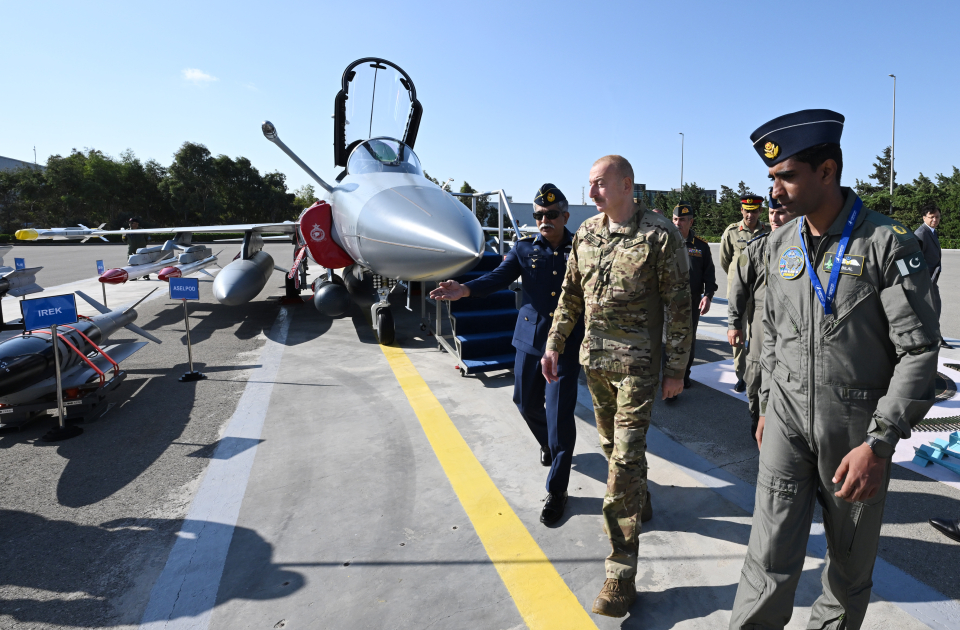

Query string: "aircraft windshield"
[[345, 62, 414, 149], [347, 138, 423, 176]]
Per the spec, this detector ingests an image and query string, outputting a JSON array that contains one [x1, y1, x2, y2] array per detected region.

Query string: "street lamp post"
[[889, 74, 896, 213], [679, 132, 684, 195]]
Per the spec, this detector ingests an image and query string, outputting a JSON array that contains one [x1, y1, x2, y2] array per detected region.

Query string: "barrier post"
[[96, 260, 107, 307], [170, 277, 206, 382]]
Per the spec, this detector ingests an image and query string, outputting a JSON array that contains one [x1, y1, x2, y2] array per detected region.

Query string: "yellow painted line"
[[379, 344, 597, 630]]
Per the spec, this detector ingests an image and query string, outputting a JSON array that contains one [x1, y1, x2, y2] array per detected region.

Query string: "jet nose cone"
[[357, 185, 484, 281]]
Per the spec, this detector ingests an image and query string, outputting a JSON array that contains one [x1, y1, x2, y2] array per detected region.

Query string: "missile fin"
[[200, 269, 215, 277], [75, 290, 111, 314], [123, 323, 162, 344], [123, 288, 159, 314]]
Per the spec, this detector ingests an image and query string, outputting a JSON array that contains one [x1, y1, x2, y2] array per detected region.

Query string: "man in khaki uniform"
[[730, 110, 939, 630], [727, 190, 792, 439], [542, 155, 692, 618], [719, 195, 770, 391]]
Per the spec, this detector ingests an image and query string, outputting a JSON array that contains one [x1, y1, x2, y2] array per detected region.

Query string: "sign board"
[[21, 294, 79, 330], [169, 277, 200, 301], [96, 260, 105, 275], [14, 258, 25, 270]]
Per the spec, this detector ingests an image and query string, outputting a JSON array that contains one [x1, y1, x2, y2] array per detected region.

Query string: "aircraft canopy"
[[334, 58, 422, 167], [347, 138, 422, 176]]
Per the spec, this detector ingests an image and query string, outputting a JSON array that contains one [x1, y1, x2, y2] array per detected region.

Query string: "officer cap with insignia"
[[673, 201, 693, 218], [768, 186, 782, 209], [128, 217, 142, 223], [741, 195, 764, 211], [750, 109, 844, 167], [534, 184, 566, 207]]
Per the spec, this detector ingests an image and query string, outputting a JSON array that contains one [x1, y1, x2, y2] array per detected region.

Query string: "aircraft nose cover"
[[299, 202, 354, 269], [356, 185, 484, 281]]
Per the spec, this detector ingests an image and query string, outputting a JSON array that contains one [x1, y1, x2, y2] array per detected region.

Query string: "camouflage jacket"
[[728, 232, 770, 331], [719, 219, 770, 274], [545, 205, 693, 377]]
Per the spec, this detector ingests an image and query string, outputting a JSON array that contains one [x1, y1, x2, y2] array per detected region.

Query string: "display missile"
[[0, 290, 160, 405], [14, 224, 108, 242], [157, 254, 219, 282]]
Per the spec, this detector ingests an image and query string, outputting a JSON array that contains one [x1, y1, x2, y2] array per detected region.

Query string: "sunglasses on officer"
[[533, 210, 562, 221]]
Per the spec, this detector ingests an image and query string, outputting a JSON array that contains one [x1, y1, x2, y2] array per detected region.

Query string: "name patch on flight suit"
[[896, 250, 927, 277], [779, 246, 805, 280], [823, 252, 865, 276]]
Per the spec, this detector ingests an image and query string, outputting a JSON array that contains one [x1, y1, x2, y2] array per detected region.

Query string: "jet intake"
[[299, 202, 354, 269]]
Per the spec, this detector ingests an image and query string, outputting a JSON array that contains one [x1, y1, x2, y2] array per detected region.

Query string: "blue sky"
[[3, 0, 958, 207]]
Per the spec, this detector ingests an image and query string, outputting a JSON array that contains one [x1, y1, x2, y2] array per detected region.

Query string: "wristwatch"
[[865, 435, 895, 459]]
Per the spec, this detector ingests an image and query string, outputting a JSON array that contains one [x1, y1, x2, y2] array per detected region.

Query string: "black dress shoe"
[[540, 492, 567, 526], [683, 376, 692, 389], [930, 517, 960, 543], [941, 339, 953, 349], [540, 446, 552, 467], [734, 379, 746, 393], [665, 395, 678, 404]]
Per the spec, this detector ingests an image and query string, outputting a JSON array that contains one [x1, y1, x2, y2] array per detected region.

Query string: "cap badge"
[[764, 142, 780, 159], [779, 246, 805, 280], [547, 192, 555, 203]]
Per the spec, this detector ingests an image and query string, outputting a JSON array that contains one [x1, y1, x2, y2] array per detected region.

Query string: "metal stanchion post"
[[42, 323, 83, 441], [179, 298, 206, 382], [102, 283, 108, 308]]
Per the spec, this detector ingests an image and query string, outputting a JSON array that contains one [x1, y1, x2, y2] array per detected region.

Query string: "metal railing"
[[420, 189, 521, 372]]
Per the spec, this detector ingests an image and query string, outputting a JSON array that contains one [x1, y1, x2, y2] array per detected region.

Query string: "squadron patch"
[[823, 252, 865, 276], [896, 251, 927, 277], [779, 246, 805, 280]]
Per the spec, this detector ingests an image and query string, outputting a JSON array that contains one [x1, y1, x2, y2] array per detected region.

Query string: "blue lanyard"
[[797, 197, 862, 315]]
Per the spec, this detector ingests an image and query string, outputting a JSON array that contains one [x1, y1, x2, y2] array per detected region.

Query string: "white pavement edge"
[[138, 307, 292, 630], [577, 382, 960, 630]]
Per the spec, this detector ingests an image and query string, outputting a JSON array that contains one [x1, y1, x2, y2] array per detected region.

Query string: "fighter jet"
[[16, 57, 485, 345]]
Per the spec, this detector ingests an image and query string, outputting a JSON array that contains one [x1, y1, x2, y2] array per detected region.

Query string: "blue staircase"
[[449, 252, 518, 375]]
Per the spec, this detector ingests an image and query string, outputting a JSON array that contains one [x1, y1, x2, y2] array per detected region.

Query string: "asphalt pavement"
[[0, 243, 958, 629]]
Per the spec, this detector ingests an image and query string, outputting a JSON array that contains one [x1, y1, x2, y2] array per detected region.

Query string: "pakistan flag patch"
[[896, 251, 927, 277], [823, 252, 865, 276]]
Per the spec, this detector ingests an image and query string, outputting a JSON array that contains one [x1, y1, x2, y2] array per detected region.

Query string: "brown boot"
[[641, 491, 652, 523], [591, 578, 637, 617]]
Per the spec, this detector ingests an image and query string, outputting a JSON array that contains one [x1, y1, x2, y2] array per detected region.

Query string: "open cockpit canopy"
[[334, 58, 422, 168]]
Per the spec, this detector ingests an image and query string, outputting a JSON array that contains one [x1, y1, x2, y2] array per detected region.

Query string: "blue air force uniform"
[[464, 226, 584, 496]]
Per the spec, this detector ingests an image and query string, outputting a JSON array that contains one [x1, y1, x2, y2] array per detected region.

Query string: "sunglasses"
[[533, 210, 561, 221]]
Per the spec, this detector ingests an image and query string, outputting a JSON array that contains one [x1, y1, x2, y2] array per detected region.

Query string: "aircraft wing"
[[17, 222, 298, 241]]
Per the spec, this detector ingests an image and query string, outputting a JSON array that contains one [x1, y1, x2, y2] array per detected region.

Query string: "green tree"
[[292, 184, 318, 210], [458, 181, 498, 227]]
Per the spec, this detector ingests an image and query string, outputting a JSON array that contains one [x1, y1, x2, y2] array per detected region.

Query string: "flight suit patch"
[[823, 252, 865, 276], [896, 251, 927, 277], [779, 246, 805, 280]]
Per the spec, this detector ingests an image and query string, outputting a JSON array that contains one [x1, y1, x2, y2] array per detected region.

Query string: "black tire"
[[376, 308, 395, 345]]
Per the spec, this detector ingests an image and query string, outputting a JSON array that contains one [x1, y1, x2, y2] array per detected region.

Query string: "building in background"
[[0, 155, 44, 173]]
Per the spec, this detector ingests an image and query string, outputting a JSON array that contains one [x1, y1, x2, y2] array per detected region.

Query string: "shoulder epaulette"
[[518, 235, 535, 241], [862, 208, 915, 243], [693, 235, 709, 247], [724, 222, 740, 232]]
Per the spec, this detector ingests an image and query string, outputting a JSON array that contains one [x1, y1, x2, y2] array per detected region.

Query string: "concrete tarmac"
[[0, 243, 958, 629]]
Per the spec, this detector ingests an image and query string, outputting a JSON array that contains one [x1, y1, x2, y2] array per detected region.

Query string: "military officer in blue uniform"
[[430, 184, 585, 526], [667, 201, 717, 402]]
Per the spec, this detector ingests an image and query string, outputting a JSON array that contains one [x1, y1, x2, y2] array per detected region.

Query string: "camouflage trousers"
[[585, 367, 658, 580]]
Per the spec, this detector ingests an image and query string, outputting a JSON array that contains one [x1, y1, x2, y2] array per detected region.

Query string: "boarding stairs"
[[421, 190, 527, 376]]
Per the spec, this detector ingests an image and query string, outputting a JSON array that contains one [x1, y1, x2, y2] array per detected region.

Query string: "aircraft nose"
[[356, 185, 484, 281]]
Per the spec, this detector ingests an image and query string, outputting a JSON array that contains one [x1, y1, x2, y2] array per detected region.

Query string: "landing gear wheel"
[[376, 308, 395, 345]]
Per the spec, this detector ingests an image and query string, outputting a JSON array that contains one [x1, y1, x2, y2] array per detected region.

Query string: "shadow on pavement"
[[0, 511, 301, 628]]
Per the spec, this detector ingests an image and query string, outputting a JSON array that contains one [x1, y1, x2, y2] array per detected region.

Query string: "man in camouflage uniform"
[[719, 195, 770, 391], [730, 110, 939, 630], [542, 155, 692, 618], [727, 190, 792, 439]]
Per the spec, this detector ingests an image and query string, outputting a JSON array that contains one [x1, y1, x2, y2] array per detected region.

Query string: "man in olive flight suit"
[[720, 195, 770, 392], [730, 110, 939, 630], [542, 155, 692, 618], [123, 217, 150, 280], [727, 190, 792, 439]]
